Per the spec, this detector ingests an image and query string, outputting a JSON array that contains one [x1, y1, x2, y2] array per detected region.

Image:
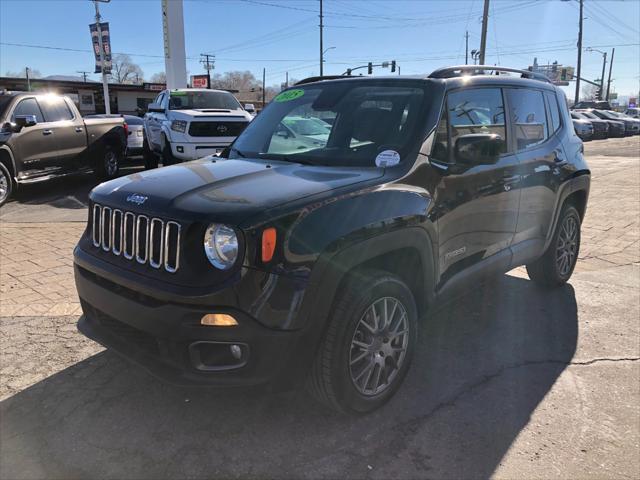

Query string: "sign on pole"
[[190, 74, 209, 88], [90, 22, 112, 74]]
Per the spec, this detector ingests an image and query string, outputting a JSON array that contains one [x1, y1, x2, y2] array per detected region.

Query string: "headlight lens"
[[204, 224, 238, 270], [171, 120, 187, 133]]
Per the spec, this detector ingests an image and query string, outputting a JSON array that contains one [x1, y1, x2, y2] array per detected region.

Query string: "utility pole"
[[319, 0, 324, 76], [200, 53, 215, 89], [77, 70, 90, 82], [599, 51, 607, 100], [262, 68, 266, 108], [606, 47, 615, 101], [25, 67, 31, 92], [479, 0, 490, 65], [465, 31, 469, 64], [575, 0, 583, 104], [93, 0, 111, 114], [285, 71, 289, 88]]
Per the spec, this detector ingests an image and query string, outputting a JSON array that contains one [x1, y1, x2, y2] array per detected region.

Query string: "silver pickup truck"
[[0, 91, 127, 206]]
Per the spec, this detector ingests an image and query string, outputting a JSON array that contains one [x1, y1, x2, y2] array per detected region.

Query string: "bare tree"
[[5, 69, 42, 78], [581, 83, 599, 101], [111, 54, 144, 84], [150, 72, 166, 83]]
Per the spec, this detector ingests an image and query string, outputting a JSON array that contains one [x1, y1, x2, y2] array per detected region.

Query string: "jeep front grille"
[[92, 204, 181, 273]]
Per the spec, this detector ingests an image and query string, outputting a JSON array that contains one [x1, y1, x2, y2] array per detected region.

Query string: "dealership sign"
[[191, 75, 209, 88], [89, 22, 112, 74]]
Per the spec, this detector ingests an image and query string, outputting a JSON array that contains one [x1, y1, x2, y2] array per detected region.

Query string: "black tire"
[[0, 162, 13, 207], [143, 136, 158, 170], [526, 204, 581, 288], [95, 144, 121, 180], [307, 270, 418, 414], [161, 135, 177, 166]]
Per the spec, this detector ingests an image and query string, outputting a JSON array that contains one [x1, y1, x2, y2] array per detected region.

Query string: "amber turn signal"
[[201, 313, 238, 327], [262, 227, 277, 262]]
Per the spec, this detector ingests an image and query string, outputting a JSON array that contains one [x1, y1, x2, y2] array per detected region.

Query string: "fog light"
[[176, 145, 184, 153], [230, 344, 242, 359], [201, 313, 238, 326]]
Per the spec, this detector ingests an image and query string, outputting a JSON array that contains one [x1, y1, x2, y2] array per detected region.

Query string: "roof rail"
[[294, 75, 352, 86], [428, 65, 551, 83]]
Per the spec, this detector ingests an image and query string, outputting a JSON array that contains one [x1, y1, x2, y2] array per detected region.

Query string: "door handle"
[[42, 129, 53, 135], [75, 127, 83, 133]]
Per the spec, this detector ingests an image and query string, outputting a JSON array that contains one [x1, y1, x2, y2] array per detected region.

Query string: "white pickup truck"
[[142, 88, 252, 168]]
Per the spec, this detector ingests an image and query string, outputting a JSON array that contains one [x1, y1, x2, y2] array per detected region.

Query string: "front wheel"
[[526, 204, 581, 288], [307, 271, 418, 413], [95, 144, 121, 180], [161, 136, 178, 166], [143, 137, 158, 169], [0, 162, 13, 207]]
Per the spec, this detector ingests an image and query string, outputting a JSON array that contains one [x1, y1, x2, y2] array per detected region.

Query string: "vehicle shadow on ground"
[[0, 274, 578, 479], [4, 163, 144, 212]]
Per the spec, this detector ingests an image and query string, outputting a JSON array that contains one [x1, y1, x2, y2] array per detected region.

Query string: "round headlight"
[[204, 224, 238, 270]]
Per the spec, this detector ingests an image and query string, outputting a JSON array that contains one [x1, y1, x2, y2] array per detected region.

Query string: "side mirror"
[[147, 103, 164, 113], [14, 114, 38, 131], [454, 133, 505, 165]]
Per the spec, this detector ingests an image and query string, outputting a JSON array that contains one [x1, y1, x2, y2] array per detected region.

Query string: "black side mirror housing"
[[13, 114, 38, 131], [454, 133, 506, 165], [147, 102, 164, 113]]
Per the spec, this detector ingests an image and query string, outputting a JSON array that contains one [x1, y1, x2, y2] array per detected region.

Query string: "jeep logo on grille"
[[216, 124, 228, 134], [126, 193, 148, 206]]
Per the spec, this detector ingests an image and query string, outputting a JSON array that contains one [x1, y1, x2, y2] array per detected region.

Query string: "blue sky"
[[1, 0, 638, 98]]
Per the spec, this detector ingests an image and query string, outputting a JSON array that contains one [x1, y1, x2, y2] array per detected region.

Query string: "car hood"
[[90, 157, 383, 225], [169, 109, 251, 121], [573, 119, 591, 126]]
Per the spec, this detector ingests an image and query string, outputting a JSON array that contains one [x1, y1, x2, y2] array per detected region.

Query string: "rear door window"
[[11, 97, 45, 122], [38, 97, 74, 122], [506, 89, 549, 150], [447, 88, 507, 148], [545, 91, 561, 134]]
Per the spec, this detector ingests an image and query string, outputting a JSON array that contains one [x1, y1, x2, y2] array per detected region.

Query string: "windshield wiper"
[[230, 147, 247, 158]]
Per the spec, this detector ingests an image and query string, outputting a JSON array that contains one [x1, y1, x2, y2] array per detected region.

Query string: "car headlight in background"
[[204, 224, 239, 269], [170, 120, 188, 133]]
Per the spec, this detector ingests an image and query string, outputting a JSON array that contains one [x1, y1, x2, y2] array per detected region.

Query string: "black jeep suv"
[[74, 66, 590, 413]]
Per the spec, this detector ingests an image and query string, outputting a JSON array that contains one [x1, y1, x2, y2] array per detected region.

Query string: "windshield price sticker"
[[375, 150, 401, 167], [274, 89, 305, 102]]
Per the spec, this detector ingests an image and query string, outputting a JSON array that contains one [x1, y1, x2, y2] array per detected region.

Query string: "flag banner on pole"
[[89, 22, 112, 74]]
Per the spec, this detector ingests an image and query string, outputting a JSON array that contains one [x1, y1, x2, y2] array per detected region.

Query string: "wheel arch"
[[0, 145, 16, 180]]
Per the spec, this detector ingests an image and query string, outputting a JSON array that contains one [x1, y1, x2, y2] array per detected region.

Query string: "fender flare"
[[543, 172, 590, 252], [0, 145, 17, 181]]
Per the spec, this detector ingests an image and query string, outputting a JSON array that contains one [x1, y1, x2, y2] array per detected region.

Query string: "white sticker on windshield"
[[375, 150, 400, 167]]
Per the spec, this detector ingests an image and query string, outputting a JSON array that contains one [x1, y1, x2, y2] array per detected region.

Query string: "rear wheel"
[[95, 144, 121, 180], [143, 136, 158, 169], [0, 162, 13, 207], [307, 271, 418, 413], [526, 204, 581, 288]]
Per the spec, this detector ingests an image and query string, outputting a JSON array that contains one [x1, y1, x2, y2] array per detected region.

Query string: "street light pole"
[[574, 0, 583, 104], [599, 51, 607, 101], [606, 48, 615, 101], [93, 0, 111, 114], [319, 0, 324, 76], [479, 0, 490, 65]]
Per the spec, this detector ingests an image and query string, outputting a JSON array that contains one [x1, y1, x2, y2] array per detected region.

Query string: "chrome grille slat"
[[91, 204, 180, 273]]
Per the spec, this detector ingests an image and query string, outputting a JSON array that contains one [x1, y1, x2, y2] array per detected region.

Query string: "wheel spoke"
[[350, 350, 369, 365], [352, 339, 371, 350]]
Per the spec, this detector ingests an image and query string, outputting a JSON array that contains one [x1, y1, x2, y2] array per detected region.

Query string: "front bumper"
[[170, 140, 235, 161], [74, 247, 316, 387]]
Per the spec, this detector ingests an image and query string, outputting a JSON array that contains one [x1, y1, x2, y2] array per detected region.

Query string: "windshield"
[[229, 83, 426, 167], [169, 91, 241, 110]]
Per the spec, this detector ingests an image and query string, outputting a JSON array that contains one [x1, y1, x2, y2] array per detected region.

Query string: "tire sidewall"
[[552, 205, 581, 282], [331, 276, 418, 413], [101, 145, 120, 179], [143, 137, 158, 169], [161, 135, 175, 166]]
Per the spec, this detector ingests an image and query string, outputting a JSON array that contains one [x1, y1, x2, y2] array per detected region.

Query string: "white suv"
[[142, 88, 252, 167]]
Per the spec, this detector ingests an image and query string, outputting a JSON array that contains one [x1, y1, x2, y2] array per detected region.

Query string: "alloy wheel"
[[105, 150, 118, 176], [556, 214, 578, 276], [0, 168, 9, 204], [349, 296, 409, 396]]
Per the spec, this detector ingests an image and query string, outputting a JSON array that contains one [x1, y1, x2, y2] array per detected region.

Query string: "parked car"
[[576, 110, 625, 137], [244, 103, 256, 117], [624, 107, 639, 118], [571, 116, 593, 141], [142, 88, 252, 169], [570, 111, 608, 139], [74, 66, 590, 413], [572, 100, 612, 110], [607, 111, 640, 134], [589, 109, 639, 135], [85, 114, 145, 156], [0, 92, 127, 206]]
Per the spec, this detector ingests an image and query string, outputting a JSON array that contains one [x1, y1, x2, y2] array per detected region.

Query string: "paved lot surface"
[[1, 138, 639, 479]]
